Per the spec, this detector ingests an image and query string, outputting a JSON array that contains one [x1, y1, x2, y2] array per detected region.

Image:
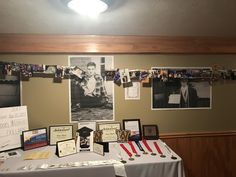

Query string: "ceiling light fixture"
[[67, 0, 108, 17]]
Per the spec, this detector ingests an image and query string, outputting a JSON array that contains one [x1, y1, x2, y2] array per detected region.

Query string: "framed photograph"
[[142, 125, 159, 140], [56, 139, 77, 157], [49, 125, 73, 145], [69, 55, 114, 122], [22, 128, 48, 151], [97, 122, 121, 142], [76, 126, 94, 151], [152, 67, 212, 110], [123, 119, 142, 141]]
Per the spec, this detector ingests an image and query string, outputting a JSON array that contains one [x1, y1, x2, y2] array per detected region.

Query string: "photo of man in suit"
[[179, 79, 198, 108]]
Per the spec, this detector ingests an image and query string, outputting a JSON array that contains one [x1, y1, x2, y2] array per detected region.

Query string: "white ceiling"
[[1, 0, 236, 36]]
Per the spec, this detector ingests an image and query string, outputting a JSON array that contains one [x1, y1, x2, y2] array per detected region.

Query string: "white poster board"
[[0, 106, 29, 152]]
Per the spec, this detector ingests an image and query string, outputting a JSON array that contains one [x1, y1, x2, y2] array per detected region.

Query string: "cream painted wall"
[[1, 54, 236, 134]]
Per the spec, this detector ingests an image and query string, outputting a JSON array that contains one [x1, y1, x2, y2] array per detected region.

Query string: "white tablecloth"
[[0, 140, 185, 177]]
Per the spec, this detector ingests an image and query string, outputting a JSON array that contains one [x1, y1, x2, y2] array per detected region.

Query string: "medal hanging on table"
[[134, 140, 148, 154], [142, 139, 156, 156], [128, 141, 140, 157], [161, 141, 178, 160], [153, 141, 166, 158], [120, 144, 135, 161]]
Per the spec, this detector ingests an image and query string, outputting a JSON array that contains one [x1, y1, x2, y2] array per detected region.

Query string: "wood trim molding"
[[1, 34, 236, 54], [160, 130, 236, 139]]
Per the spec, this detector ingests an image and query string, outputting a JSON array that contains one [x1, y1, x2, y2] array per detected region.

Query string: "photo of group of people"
[[152, 67, 212, 110]]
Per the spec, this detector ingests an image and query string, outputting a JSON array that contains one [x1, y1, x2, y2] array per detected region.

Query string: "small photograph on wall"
[[152, 67, 212, 110], [69, 56, 114, 122], [0, 75, 21, 108]]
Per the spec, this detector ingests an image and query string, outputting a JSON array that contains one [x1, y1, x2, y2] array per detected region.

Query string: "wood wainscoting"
[[160, 131, 236, 177]]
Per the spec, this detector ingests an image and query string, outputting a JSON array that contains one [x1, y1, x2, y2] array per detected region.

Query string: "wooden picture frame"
[[123, 119, 142, 141], [49, 125, 73, 145], [97, 122, 121, 142], [22, 128, 48, 151], [142, 125, 159, 140]]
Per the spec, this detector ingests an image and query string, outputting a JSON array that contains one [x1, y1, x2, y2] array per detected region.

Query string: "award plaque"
[[97, 122, 121, 142], [49, 125, 73, 145], [22, 128, 48, 151], [56, 139, 77, 157], [116, 130, 131, 143]]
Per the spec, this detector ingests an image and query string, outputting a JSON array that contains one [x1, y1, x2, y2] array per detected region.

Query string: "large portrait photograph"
[[152, 67, 212, 110], [69, 56, 114, 122]]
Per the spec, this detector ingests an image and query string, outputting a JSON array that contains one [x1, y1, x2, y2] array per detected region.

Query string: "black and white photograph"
[[0, 75, 21, 108], [152, 67, 212, 110], [119, 68, 133, 87], [69, 55, 114, 122]]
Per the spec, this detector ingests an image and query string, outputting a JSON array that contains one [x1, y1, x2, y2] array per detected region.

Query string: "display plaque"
[[49, 125, 73, 145], [22, 128, 48, 151], [97, 122, 121, 142]]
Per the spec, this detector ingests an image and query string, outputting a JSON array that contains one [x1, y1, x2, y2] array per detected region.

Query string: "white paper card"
[[125, 82, 140, 100], [78, 122, 96, 131], [168, 94, 181, 104], [0, 106, 29, 152], [93, 143, 104, 156], [113, 163, 127, 177]]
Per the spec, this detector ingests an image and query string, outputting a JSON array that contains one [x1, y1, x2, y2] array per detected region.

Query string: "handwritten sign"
[[0, 106, 29, 152]]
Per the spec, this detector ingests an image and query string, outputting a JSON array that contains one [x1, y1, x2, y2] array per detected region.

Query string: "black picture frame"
[[22, 128, 48, 151], [123, 119, 142, 141], [56, 139, 77, 158], [142, 125, 159, 140], [49, 125, 73, 145]]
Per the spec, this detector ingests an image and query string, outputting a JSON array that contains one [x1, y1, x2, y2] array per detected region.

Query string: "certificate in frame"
[[56, 139, 77, 157], [22, 128, 48, 151], [123, 119, 142, 141], [142, 125, 159, 140], [49, 125, 73, 145], [97, 122, 121, 142]]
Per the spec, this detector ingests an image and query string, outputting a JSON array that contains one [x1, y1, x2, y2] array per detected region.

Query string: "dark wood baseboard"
[[161, 131, 236, 177]]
